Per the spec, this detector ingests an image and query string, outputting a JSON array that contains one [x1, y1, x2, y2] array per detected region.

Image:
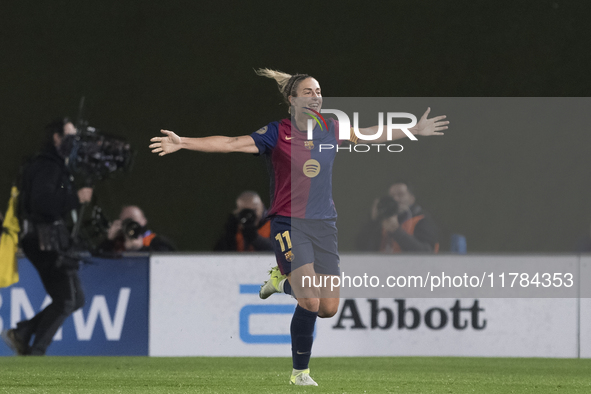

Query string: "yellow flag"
[[0, 186, 20, 287]]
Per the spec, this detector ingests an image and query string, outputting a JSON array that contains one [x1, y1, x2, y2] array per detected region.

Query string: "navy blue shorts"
[[270, 216, 340, 276]]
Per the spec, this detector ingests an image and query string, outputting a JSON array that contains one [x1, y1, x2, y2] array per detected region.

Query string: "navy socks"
[[283, 279, 292, 296], [290, 304, 318, 370]]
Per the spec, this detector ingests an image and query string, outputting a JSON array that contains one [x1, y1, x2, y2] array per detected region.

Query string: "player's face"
[[290, 77, 322, 115], [389, 184, 416, 212]]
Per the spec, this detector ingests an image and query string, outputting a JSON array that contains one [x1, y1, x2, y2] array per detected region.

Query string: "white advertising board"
[[149, 254, 579, 358], [580, 256, 591, 358]]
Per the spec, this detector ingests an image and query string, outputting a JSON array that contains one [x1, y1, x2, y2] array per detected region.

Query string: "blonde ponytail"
[[255, 68, 310, 113], [254, 68, 293, 94]]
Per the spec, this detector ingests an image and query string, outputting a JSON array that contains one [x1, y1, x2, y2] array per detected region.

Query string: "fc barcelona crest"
[[304, 141, 314, 150], [284, 250, 294, 262]]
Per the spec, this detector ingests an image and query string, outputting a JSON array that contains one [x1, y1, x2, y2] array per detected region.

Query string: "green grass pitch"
[[0, 356, 590, 393]]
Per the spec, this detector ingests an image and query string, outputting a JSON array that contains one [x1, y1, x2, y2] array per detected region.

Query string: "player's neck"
[[292, 114, 309, 133]]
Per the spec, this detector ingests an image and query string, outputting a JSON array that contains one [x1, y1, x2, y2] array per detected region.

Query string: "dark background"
[[1, 0, 589, 252]]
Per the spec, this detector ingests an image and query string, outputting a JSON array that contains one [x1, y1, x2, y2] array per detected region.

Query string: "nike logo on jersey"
[[285, 136, 293, 140]]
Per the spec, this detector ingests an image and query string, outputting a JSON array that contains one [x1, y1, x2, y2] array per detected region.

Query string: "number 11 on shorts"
[[275, 231, 292, 251]]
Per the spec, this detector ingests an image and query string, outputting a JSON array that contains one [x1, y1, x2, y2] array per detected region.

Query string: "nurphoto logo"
[[305, 108, 417, 153]]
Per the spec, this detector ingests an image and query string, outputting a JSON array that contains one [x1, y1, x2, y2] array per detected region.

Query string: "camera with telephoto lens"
[[121, 218, 147, 239], [237, 208, 257, 227], [62, 124, 134, 183], [376, 196, 399, 221]]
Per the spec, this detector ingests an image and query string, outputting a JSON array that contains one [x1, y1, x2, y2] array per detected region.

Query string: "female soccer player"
[[149, 69, 448, 386]]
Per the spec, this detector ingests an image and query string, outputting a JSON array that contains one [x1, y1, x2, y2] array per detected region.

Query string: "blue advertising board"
[[0, 256, 149, 356]]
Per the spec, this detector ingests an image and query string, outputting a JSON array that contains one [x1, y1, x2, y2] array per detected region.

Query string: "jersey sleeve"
[[333, 119, 359, 146], [250, 122, 279, 155]]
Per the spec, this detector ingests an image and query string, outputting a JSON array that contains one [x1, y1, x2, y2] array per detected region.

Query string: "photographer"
[[385, 182, 439, 252], [214, 191, 273, 252], [98, 205, 175, 253], [356, 195, 400, 251], [356, 183, 439, 253], [1, 118, 91, 356]]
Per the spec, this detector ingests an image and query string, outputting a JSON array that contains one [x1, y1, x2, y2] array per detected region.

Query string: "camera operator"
[[356, 182, 439, 253], [356, 195, 400, 251], [98, 205, 175, 253], [1, 118, 91, 356], [385, 182, 439, 252], [214, 191, 273, 252]]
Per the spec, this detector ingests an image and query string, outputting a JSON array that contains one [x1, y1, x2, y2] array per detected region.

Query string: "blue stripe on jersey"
[[305, 119, 338, 219]]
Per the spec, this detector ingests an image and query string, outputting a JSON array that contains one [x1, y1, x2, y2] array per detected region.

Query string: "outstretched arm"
[[357, 108, 448, 143], [149, 130, 259, 156]]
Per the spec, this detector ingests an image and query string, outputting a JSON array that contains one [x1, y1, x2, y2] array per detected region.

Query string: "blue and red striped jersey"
[[251, 118, 347, 220]]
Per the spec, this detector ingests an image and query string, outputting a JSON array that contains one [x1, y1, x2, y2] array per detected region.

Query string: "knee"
[[58, 299, 76, 315], [60, 293, 85, 315], [318, 298, 340, 318], [298, 298, 320, 312], [74, 292, 85, 311], [62, 299, 78, 315], [318, 306, 338, 318]]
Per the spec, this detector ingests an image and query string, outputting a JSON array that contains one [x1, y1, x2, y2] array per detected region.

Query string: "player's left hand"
[[413, 107, 448, 137]]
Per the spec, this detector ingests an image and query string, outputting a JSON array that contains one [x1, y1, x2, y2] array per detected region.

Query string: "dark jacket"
[[98, 231, 176, 254], [20, 146, 79, 256], [21, 146, 79, 224], [214, 214, 273, 252], [357, 204, 439, 253]]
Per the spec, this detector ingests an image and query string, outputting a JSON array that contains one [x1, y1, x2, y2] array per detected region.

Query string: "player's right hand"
[[149, 130, 182, 156]]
